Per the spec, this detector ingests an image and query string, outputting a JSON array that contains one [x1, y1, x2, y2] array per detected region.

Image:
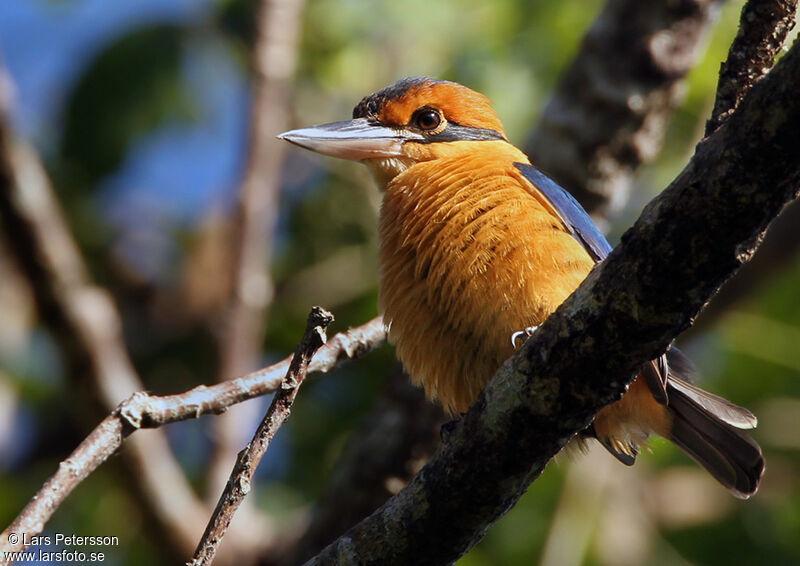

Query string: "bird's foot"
[[511, 325, 539, 349], [440, 418, 462, 442]]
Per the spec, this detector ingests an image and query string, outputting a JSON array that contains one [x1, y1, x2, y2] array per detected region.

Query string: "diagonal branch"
[[305, 30, 800, 566], [192, 307, 334, 566], [705, 0, 797, 136], [546, 3, 799, 559], [687, 0, 800, 330], [0, 316, 385, 559], [283, 2, 726, 561]]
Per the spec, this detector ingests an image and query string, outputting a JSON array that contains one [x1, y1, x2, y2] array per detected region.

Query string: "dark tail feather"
[[668, 383, 764, 498]]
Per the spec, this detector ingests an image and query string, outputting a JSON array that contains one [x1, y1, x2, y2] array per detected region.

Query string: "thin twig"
[[211, 0, 307, 499], [125, 316, 383, 430], [705, 0, 798, 136], [191, 307, 334, 566], [0, 415, 124, 556], [0, 316, 384, 559]]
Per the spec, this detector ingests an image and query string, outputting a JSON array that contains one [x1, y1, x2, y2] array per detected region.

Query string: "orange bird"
[[279, 77, 764, 497]]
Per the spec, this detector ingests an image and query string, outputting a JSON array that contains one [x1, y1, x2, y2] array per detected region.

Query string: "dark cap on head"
[[352, 77, 439, 120]]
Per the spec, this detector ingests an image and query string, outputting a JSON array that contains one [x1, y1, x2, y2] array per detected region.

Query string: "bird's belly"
[[379, 180, 595, 413]]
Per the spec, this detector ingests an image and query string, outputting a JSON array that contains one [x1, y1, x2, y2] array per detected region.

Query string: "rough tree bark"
[[706, 0, 797, 135], [690, 0, 798, 332]]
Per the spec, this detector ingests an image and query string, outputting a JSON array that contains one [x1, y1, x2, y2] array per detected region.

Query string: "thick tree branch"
[[690, 197, 800, 332], [526, 0, 722, 220], [192, 307, 333, 566], [542, 5, 800, 560], [0, 316, 385, 558], [306, 34, 800, 566], [705, 0, 797, 135], [281, 2, 726, 560], [685, 0, 800, 330]]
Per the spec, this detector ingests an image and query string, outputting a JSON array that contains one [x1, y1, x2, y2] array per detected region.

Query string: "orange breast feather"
[[378, 148, 596, 413]]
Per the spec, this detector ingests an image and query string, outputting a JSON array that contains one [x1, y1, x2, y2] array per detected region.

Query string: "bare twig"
[[211, 0, 307, 497], [123, 316, 383, 430], [0, 69, 207, 560], [0, 316, 384, 559], [305, 34, 800, 565], [705, 0, 797, 136], [191, 307, 334, 566], [526, 0, 722, 221], [0, 415, 124, 557]]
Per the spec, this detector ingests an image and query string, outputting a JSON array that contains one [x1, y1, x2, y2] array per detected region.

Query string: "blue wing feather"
[[515, 164, 672, 403], [515, 163, 613, 262]]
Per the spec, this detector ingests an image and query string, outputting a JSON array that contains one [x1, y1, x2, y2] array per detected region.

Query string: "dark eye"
[[414, 109, 442, 131]]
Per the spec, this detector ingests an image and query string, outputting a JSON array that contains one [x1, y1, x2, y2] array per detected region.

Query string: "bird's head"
[[279, 77, 512, 187]]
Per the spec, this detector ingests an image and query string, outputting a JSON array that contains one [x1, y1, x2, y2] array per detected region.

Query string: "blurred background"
[[0, 0, 799, 565]]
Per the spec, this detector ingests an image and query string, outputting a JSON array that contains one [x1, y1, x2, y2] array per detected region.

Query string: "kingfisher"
[[279, 77, 764, 497]]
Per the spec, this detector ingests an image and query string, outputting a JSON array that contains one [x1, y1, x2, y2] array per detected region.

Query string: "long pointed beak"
[[278, 118, 423, 161]]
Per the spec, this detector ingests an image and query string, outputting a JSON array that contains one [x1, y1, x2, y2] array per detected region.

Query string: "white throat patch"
[[364, 157, 415, 190]]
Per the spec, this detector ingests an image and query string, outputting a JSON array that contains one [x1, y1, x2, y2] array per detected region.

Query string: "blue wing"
[[515, 163, 613, 262], [515, 164, 674, 405]]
